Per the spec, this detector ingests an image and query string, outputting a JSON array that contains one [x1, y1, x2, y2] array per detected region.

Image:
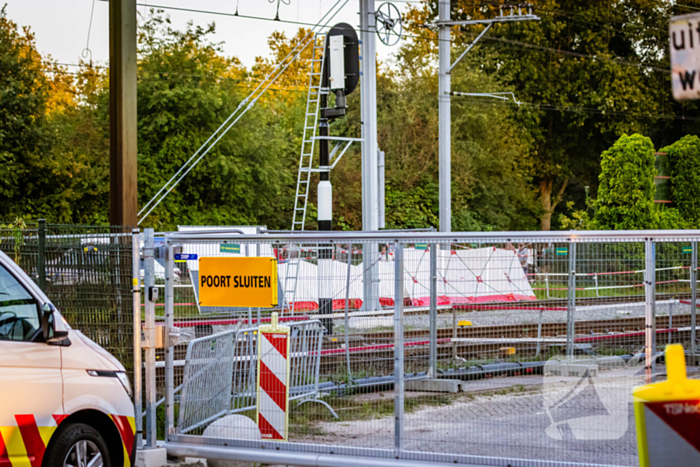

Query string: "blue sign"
[[175, 253, 198, 261]]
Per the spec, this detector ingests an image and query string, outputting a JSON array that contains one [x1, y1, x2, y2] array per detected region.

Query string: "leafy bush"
[[594, 134, 657, 230], [660, 135, 700, 228], [656, 205, 689, 230]]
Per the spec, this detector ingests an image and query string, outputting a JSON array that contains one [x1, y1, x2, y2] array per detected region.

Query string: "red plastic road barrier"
[[680, 300, 700, 307]]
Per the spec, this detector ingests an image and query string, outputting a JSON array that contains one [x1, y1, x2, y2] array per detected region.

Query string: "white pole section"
[[361, 0, 379, 232], [438, 0, 451, 232], [361, 0, 380, 311]]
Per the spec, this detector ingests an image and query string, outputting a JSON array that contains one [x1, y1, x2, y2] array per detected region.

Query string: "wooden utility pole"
[[109, 0, 138, 227]]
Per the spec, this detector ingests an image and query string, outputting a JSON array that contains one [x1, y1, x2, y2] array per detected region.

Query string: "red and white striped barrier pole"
[[256, 312, 291, 441]]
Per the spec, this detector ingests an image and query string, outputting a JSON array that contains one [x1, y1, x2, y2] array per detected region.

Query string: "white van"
[[0, 250, 136, 467]]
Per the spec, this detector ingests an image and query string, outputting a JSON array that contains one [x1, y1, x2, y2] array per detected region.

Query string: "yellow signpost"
[[198, 257, 278, 307], [634, 344, 700, 466]]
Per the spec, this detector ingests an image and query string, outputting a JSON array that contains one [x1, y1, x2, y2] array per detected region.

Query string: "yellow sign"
[[198, 257, 278, 307], [634, 344, 700, 466]]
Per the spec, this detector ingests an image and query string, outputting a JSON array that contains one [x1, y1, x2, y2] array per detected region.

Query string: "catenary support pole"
[[393, 241, 404, 455], [143, 229, 157, 447], [164, 242, 175, 439], [131, 229, 143, 448], [109, 0, 138, 227], [361, 0, 381, 311], [437, 5, 537, 233], [438, 0, 451, 232]]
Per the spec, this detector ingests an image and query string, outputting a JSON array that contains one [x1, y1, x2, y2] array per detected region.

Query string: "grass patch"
[[289, 393, 453, 429]]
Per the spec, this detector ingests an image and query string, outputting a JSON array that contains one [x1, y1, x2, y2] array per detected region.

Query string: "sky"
[[3, 0, 414, 71]]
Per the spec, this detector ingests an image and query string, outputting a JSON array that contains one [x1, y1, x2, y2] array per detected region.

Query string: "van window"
[[0, 264, 40, 341]]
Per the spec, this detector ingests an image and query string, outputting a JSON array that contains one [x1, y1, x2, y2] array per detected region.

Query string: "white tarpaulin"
[[274, 247, 534, 310]]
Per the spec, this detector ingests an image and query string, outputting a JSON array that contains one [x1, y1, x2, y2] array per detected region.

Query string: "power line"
[[89, 0, 670, 75], [95, 0, 332, 29], [44, 67, 310, 94]]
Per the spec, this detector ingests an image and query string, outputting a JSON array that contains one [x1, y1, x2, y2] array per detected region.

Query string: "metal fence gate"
[[140, 229, 700, 467]]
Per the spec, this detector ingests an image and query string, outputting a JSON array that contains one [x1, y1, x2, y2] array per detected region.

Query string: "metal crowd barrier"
[[177, 319, 334, 434]]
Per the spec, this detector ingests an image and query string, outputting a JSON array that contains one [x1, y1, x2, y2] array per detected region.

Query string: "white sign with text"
[[671, 13, 700, 100]]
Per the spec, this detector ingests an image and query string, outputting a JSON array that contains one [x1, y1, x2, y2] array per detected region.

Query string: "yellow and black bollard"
[[633, 344, 700, 466]]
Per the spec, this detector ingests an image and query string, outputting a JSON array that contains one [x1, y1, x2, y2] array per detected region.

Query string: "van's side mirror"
[[41, 303, 69, 344]]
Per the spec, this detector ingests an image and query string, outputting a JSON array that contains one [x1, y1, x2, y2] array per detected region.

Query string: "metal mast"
[[438, 0, 450, 232], [437, 3, 539, 232], [361, 0, 381, 310]]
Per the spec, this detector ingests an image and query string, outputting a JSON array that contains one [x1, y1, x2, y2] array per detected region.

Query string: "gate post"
[[393, 240, 404, 455], [691, 241, 697, 360], [645, 239, 657, 383], [566, 242, 577, 359], [38, 219, 46, 291], [131, 228, 142, 448], [429, 243, 437, 377], [165, 241, 175, 438], [143, 228, 157, 446]]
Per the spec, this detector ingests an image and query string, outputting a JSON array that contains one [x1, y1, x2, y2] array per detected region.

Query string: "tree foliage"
[[2, 3, 700, 232], [661, 135, 700, 227], [404, 0, 676, 230], [0, 6, 108, 223], [594, 134, 657, 230], [136, 15, 295, 229]]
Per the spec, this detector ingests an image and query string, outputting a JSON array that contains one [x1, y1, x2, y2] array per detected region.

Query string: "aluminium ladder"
[[284, 33, 328, 314], [291, 32, 327, 231]]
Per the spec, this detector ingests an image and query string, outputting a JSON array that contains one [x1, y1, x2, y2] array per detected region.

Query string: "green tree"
[[136, 14, 296, 230], [594, 134, 657, 229], [0, 5, 48, 218], [405, 0, 672, 230], [0, 6, 108, 223], [661, 135, 700, 227], [328, 29, 540, 231]]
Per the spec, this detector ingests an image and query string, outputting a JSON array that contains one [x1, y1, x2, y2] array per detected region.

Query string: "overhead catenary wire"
[[137, 0, 349, 224], [117, 0, 672, 75]]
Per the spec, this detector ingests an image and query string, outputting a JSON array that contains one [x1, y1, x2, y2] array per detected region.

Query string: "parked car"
[[0, 250, 135, 467]]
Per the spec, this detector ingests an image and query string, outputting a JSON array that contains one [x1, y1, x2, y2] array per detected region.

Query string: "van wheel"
[[45, 423, 111, 467]]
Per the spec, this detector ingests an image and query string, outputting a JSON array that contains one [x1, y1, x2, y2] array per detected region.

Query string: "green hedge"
[[595, 134, 657, 230], [661, 135, 700, 228]]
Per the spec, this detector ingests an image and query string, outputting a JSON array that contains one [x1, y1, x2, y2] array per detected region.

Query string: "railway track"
[[162, 312, 697, 379]]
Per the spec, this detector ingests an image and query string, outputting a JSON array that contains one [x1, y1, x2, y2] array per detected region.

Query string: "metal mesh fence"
[[143, 231, 700, 467], [0, 221, 134, 372]]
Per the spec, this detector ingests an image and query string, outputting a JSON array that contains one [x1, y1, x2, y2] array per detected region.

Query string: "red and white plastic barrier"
[[256, 312, 290, 441]]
